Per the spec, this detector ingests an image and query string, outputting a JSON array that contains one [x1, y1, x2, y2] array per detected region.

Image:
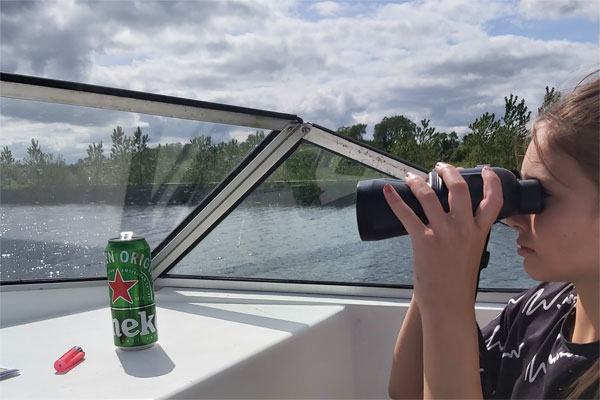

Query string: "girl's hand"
[[383, 163, 503, 313]]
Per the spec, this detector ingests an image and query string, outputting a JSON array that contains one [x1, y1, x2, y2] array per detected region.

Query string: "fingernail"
[[483, 165, 492, 173], [435, 162, 445, 168], [405, 172, 413, 179], [383, 184, 394, 193]]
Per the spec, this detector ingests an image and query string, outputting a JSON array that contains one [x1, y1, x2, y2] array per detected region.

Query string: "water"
[[0, 203, 191, 281], [0, 203, 536, 290]]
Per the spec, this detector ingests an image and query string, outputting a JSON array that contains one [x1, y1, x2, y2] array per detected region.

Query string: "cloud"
[[310, 1, 343, 16], [518, 0, 600, 20], [1, 1, 93, 79], [1, 0, 598, 162]]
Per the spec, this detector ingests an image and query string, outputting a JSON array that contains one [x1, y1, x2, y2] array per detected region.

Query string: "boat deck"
[[0, 283, 505, 398]]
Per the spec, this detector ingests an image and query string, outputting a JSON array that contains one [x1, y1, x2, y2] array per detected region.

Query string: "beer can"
[[105, 231, 158, 350]]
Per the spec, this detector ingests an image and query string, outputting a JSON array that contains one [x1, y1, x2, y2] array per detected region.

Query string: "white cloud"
[[0, 118, 108, 161], [1, 0, 598, 162], [310, 1, 343, 16], [518, 0, 600, 20]]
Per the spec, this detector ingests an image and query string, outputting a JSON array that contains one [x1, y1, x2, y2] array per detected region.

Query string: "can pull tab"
[[120, 231, 134, 240]]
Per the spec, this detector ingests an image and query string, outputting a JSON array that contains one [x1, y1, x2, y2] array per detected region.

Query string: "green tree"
[[272, 145, 321, 182], [22, 139, 71, 187], [538, 86, 561, 114], [239, 131, 266, 154], [496, 94, 531, 170], [23, 138, 48, 186], [333, 124, 368, 176], [1, 146, 15, 165], [44, 155, 71, 187], [109, 126, 132, 185], [215, 139, 243, 180], [337, 124, 366, 141], [153, 142, 189, 186], [410, 119, 439, 168], [187, 135, 214, 184], [462, 112, 501, 167], [0, 145, 20, 187], [130, 127, 152, 186], [432, 131, 462, 164], [274, 145, 325, 206], [461, 95, 531, 170], [373, 116, 417, 153], [24, 139, 46, 165], [83, 141, 106, 186]]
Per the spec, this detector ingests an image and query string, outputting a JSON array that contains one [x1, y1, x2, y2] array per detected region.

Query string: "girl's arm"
[[383, 163, 503, 399], [388, 297, 423, 399], [420, 304, 481, 398]]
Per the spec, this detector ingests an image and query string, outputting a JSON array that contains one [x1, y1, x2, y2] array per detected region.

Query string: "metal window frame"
[[302, 124, 427, 178], [0, 73, 300, 130]]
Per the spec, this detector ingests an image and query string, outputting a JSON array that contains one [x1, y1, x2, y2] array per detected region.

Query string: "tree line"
[[340, 87, 559, 171], [0, 87, 559, 190], [0, 128, 267, 189]]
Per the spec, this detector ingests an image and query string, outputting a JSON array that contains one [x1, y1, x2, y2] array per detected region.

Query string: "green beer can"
[[105, 231, 158, 350]]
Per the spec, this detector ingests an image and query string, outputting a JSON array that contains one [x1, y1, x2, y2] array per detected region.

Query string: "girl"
[[386, 74, 599, 399]]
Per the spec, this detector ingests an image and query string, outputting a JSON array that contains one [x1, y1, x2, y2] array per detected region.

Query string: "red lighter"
[[54, 346, 85, 373]]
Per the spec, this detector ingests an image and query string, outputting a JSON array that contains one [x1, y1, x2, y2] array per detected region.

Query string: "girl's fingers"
[[403, 172, 447, 227], [475, 166, 503, 228], [434, 163, 472, 220], [382, 182, 426, 236]]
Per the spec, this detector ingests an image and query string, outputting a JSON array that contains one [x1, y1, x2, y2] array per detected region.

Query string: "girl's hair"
[[568, 359, 599, 399], [531, 72, 599, 189], [533, 72, 599, 399]]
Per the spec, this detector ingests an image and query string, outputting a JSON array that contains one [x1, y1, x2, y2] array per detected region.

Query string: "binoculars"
[[356, 166, 544, 241]]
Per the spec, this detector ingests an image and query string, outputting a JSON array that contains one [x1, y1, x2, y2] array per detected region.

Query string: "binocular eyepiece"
[[356, 166, 544, 241]]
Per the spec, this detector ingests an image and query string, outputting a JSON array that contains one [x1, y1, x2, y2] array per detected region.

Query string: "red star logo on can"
[[108, 269, 137, 304]]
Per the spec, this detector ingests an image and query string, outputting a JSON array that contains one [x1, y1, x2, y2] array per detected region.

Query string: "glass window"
[[167, 142, 535, 289], [0, 97, 267, 281]]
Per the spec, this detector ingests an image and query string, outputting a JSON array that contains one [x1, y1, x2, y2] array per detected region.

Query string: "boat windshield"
[[0, 74, 536, 291]]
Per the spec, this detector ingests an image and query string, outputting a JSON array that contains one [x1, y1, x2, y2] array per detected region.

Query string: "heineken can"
[[105, 231, 158, 350]]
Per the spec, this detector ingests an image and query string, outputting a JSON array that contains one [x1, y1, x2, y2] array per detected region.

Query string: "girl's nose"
[[505, 214, 530, 232]]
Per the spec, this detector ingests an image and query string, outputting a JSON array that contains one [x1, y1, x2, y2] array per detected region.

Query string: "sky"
[[1, 0, 598, 163]]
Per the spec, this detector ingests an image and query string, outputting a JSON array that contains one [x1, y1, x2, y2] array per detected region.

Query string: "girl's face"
[[506, 123, 599, 284]]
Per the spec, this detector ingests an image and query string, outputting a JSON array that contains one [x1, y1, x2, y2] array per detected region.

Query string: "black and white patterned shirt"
[[479, 282, 599, 399]]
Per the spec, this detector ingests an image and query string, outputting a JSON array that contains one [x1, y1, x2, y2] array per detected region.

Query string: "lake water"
[[0, 202, 536, 290]]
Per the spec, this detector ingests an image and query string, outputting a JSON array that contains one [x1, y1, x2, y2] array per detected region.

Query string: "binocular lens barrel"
[[356, 166, 544, 241]]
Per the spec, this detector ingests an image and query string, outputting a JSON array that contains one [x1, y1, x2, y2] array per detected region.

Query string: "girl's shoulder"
[[496, 281, 576, 333], [506, 281, 576, 317]]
